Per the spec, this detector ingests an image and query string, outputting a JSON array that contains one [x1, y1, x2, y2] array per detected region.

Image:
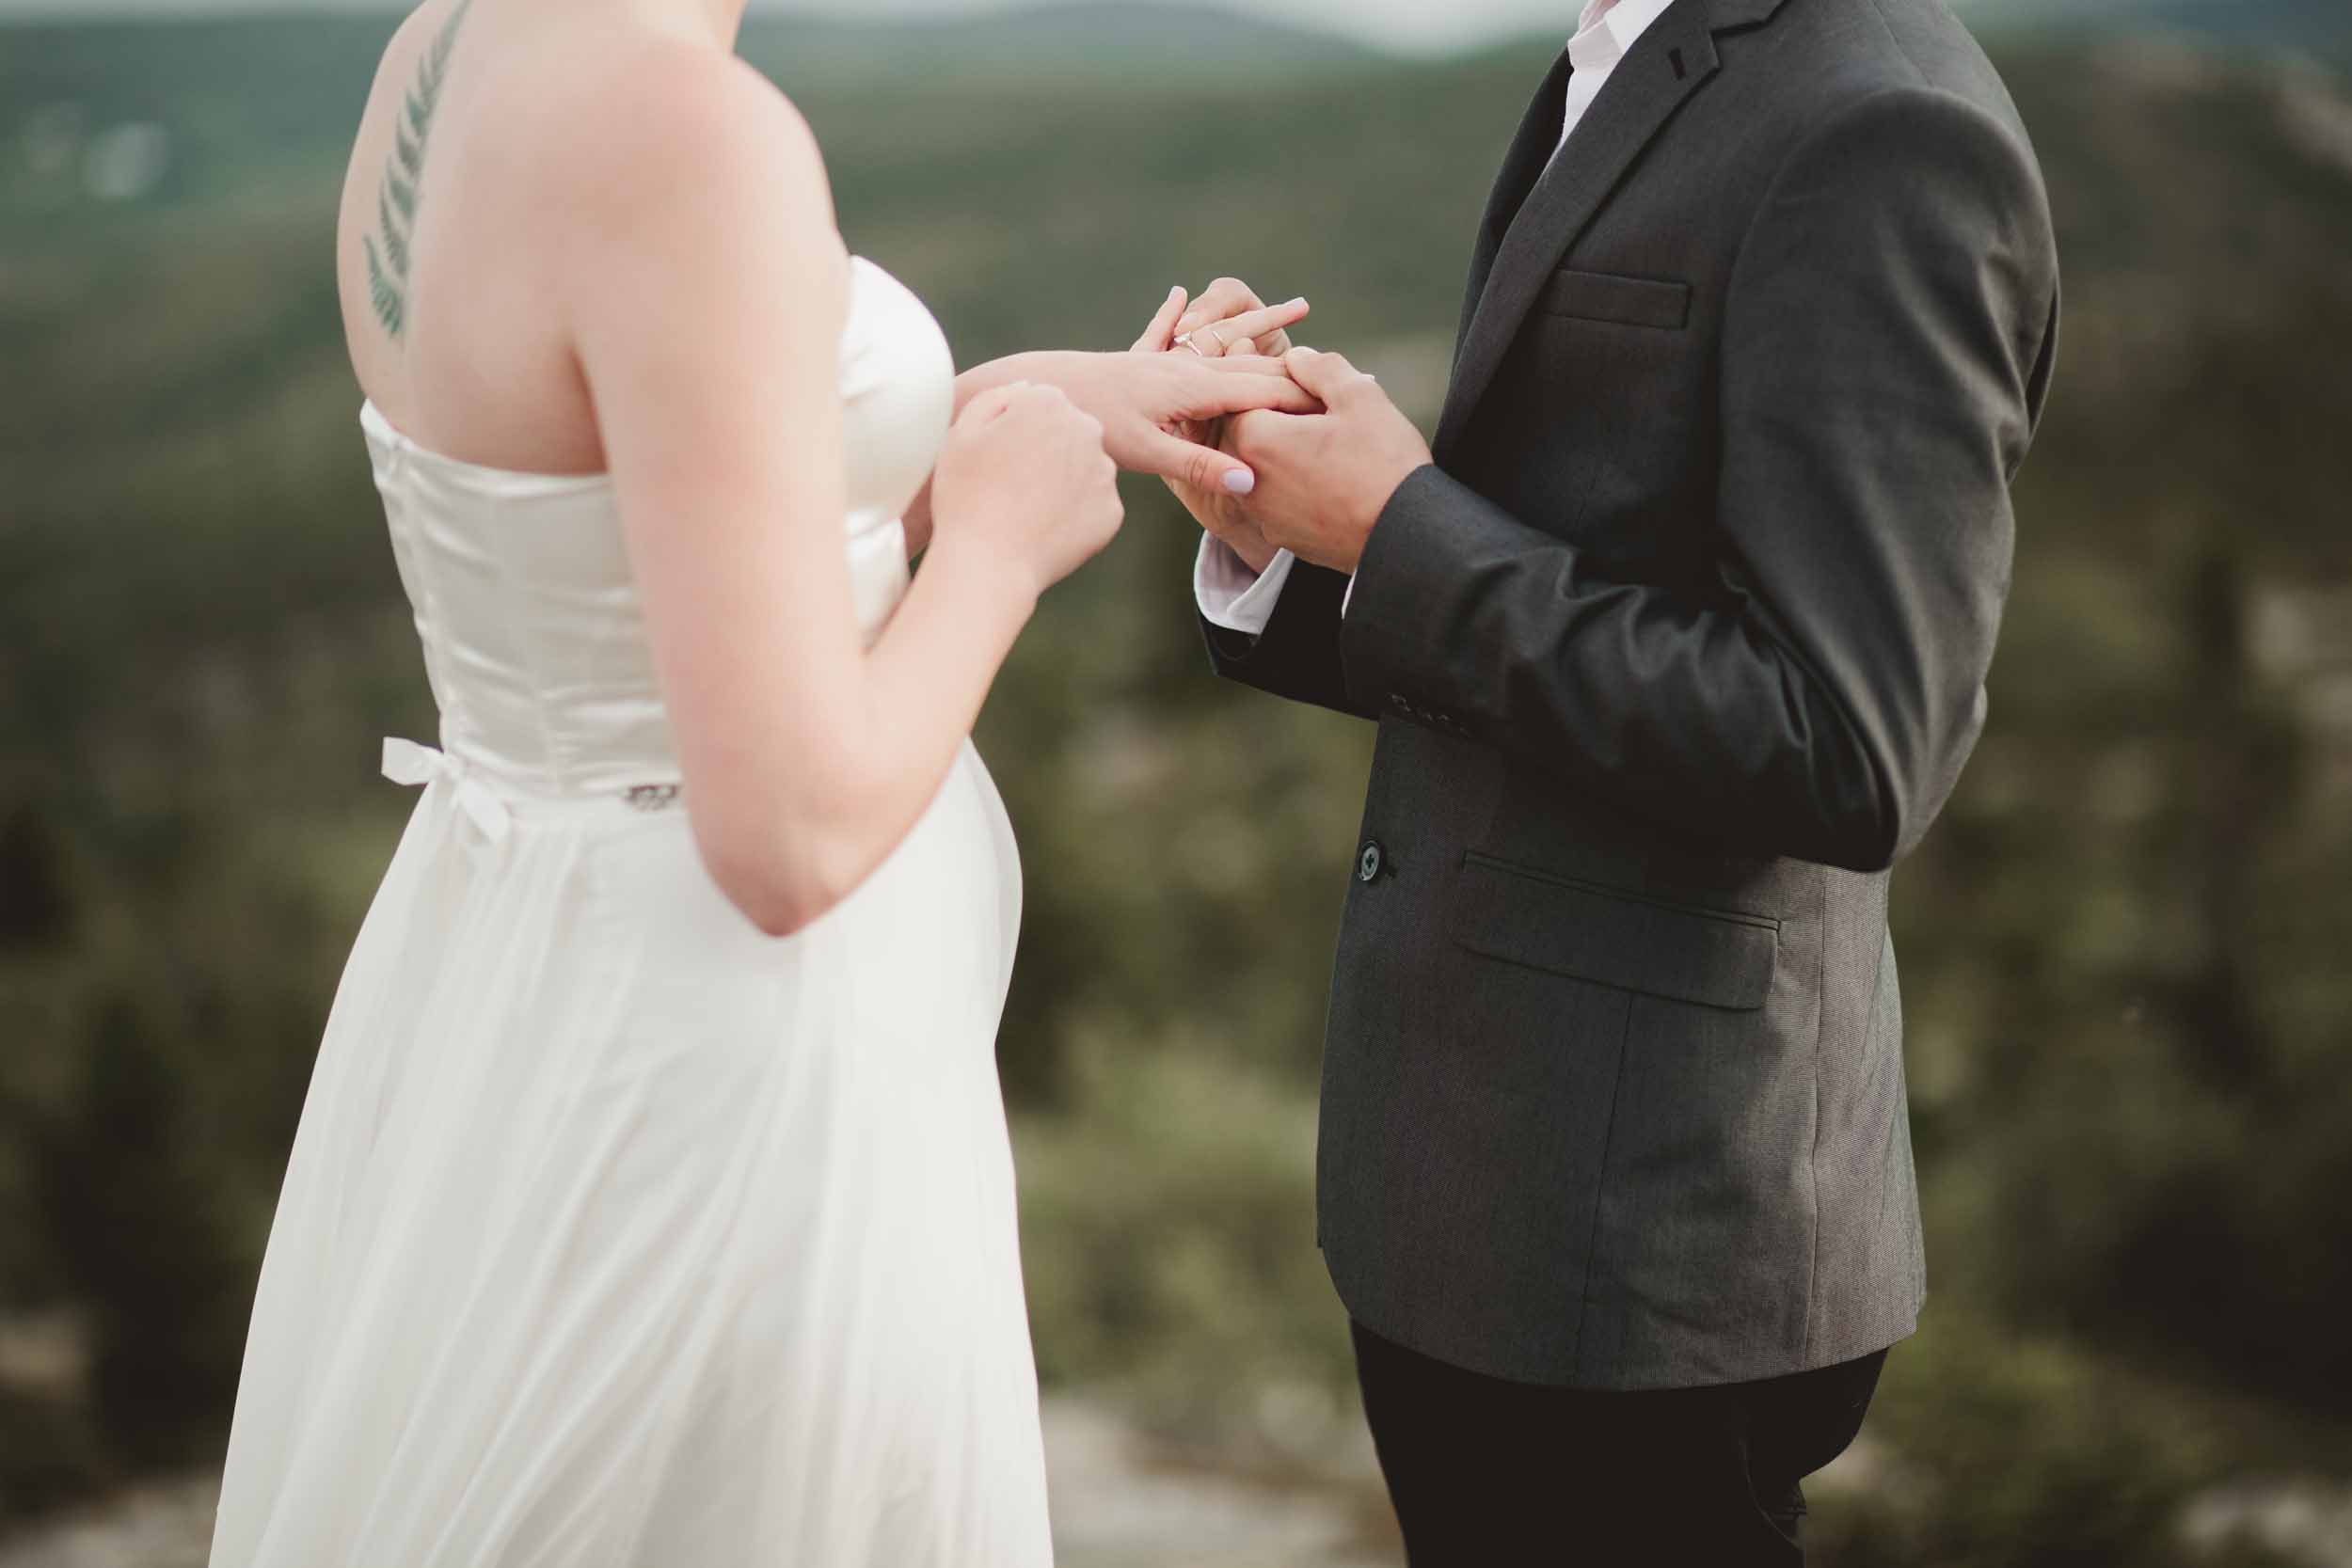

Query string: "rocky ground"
[[0, 1398, 1405, 1568], [7, 1399, 2351, 1568]]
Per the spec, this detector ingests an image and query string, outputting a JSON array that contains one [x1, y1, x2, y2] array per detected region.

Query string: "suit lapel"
[[1450, 44, 1579, 376], [1434, 2, 1724, 460]]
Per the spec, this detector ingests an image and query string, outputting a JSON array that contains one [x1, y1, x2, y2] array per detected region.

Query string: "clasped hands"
[[1132, 278, 1434, 578]]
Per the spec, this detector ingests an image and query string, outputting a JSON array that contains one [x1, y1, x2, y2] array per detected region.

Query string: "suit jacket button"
[[1357, 839, 1386, 883]]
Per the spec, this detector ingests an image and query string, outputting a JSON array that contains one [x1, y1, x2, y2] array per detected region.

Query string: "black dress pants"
[[1351, 1319, 1888, 1566]]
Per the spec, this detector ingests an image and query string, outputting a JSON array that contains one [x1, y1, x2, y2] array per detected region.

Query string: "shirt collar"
[[1569, 0, 1681, 72]]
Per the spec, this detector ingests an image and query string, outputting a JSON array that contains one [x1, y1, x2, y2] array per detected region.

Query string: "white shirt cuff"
[[1341, 572, 1357, 620], [1194, 535, 1297, 637]]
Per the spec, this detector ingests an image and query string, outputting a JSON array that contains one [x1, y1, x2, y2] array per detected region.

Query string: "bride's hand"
[[1007, 337, 1319, 499], [930, 381, 1124, 602]]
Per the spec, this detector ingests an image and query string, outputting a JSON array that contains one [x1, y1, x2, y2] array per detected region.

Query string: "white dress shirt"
[[1194, 0, 1683, 637]]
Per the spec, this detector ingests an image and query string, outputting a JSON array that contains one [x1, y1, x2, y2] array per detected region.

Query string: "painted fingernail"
[[1223, 468, 1257, 496]]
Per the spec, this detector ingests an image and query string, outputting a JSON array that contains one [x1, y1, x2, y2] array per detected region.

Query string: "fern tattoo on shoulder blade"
[[366, 0, 474, 341]]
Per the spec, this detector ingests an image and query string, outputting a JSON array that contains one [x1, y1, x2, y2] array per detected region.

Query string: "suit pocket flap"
[[1450, 853, 1776, 1010], [1537, 269, 1692, 330]]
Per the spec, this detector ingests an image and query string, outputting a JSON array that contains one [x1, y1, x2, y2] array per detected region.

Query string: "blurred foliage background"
[[3, 1, 2351, 1562]]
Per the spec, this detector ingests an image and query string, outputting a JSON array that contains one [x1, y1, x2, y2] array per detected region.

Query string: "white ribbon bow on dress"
[[382, 736, 514, 845]]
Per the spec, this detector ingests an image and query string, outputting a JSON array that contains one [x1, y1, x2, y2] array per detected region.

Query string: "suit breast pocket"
[[1447, 850, 1777, 1011], [1536, 269, 1692, 332], [1510, 268, 1706, 575]]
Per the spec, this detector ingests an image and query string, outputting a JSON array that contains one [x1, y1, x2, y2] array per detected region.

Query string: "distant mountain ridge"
[[0, 2, 1375, 83], [0, 0, 2345, 75], [1959, 0, 2351, 69], [738, 2, 1375, 78], [0, 0, 1372, 65]]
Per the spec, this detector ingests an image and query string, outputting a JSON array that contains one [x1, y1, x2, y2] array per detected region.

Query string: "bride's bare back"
[[336, 0, 816, 474]]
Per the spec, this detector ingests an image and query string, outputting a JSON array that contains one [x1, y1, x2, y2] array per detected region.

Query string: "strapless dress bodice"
[[359, 255, 955, 804]]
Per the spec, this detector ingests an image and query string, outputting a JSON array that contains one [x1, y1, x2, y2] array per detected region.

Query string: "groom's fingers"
[[1179, 363, 1324, 418], [1132, 285, 1188, 354], [1281, 345, 1375, 406]]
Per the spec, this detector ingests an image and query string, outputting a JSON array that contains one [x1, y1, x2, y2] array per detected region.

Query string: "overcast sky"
[[0, 0, 1652, 55]]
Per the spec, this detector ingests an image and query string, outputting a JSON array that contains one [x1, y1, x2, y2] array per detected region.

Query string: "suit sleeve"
[[1332, 87, 2061, 872], [1198, 546, 1379, 722]]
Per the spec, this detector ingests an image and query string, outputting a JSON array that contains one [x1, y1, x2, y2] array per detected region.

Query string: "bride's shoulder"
[[538, 39, 849, 324], [549, 40, 834, 228]]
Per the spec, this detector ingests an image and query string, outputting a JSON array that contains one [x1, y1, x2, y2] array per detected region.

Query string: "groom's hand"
[[1225, 347, 1433, 576]]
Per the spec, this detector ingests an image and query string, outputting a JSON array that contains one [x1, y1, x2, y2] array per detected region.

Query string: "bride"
[[203, 0, 1314, 1562]]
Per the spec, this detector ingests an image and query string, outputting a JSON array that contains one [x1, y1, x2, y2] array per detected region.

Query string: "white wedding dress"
[[205, 256, 1053, 1566]]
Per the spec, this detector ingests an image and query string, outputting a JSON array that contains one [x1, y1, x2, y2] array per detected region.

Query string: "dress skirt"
[[205, 736, 1050, 1567]]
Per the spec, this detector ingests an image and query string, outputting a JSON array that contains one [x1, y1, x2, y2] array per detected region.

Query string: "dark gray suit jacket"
[[1203, 0, 2060, 1389]]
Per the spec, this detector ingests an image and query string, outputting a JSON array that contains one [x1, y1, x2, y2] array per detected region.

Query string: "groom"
[[1163, 0, 2059, 1559]]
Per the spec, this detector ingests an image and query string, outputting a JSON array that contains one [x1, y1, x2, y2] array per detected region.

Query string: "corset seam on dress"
[[491, 488, 586, 796], [375, 437, 485, 779]]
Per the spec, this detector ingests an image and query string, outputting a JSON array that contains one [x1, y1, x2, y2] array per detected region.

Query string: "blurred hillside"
[[1964, 0, 2352, 69], [5, 7, 2352, 1565]]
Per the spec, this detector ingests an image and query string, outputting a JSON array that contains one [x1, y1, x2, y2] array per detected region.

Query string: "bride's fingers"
[[1186, 352, 1303, 379], [1212, 298, 1310, 357], [1132, 286, 1188, 353], [1175, 277, 1267, 338], [1174, 321, 1231, 356], [1135, 427, 1257, 496], [1173, 295, 1309, 360]]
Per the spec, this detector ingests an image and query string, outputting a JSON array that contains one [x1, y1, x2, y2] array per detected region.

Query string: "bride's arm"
[[560, 51, 1114, 937]]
